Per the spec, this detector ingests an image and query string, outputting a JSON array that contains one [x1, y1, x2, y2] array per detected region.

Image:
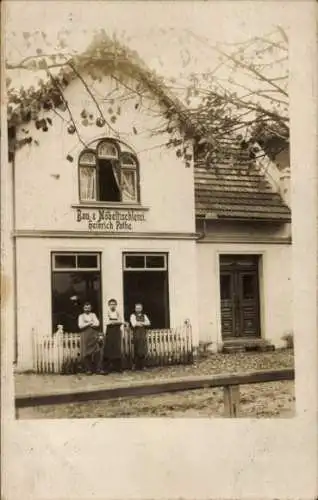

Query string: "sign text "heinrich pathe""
[[76, 208, 146, 231]]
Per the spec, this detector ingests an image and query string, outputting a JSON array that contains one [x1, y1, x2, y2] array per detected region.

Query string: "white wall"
[[16, 237, 198, 370], [197, 242, 293, 349], [196, 219, 292, 241], [14, 73, 195, 234]]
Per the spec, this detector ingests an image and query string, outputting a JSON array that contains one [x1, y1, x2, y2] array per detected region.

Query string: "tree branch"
[[276, 25, 289, 44], [47, 69, 87, 147], [252, 36, 288, 53], [52, 107, 68, 123], [223, 93, 289, 128], [5, 52, 74, 70], [186, 29, 288, 98], [6, 62, 66, 71], [67, 62, 119, 137], [234, 86, 288, 107]]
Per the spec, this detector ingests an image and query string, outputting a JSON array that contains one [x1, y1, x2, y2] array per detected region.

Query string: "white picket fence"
[[145, 324, 193, 366], [32, 321, 193, 374], [32, 326, 80, 374]]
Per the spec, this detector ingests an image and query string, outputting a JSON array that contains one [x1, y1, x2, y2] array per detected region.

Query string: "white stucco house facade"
[[5, 34, 292, 371]]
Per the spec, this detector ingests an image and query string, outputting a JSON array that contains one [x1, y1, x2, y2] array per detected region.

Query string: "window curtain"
[[79, 166, 96, 201], [111, 162, 121, 190], [121, 169, 136, 202]]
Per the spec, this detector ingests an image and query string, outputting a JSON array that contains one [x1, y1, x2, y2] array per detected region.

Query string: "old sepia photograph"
[[4, 1, 296, 421]]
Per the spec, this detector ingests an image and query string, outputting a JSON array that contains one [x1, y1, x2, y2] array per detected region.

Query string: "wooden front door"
[[219, 255, 261, 339]]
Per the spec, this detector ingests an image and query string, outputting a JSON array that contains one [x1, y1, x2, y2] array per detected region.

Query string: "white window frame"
[[123, 253, 168, 271], [120, 152, 138, 203], [78, 139, 140, 204], [52, 252, 101, 272], [97, 139, 120, 160]]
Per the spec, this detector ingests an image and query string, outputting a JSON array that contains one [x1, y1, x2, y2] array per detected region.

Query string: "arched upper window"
[[79, 150, 97, 166], [78, 139, 139, 203], [96, 139, 120, 160]]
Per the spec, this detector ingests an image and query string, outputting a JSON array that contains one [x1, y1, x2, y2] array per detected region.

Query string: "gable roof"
[[6, 31, 194, 135], [194, 143, 291, 222]]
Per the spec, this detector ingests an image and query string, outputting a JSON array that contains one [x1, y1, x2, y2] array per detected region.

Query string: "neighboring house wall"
[[196, 220, 292, 241], [255, 144, 291, 208], [196, 222, 292, 350]]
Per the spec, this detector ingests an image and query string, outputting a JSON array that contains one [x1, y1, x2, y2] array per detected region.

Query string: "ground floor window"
[[51, 252, 101, 332], [219, 254, 261, 339], [51, 251, 170, 332], [123, 252, 170, 329]]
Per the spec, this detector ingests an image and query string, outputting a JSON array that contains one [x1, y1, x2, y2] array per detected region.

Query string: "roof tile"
[[195, 155, 291, 222]]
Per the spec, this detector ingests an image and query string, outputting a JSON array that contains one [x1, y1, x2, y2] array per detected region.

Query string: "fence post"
[[55, 325, 63, 374], [31, 328, 36, 372], [223, 385, 240, 417]]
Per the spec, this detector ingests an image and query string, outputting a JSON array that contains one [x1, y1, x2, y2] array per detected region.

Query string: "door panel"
[[220, 256, 260, 339], [238, 272, 260, 337], [220, 273, 235, 338]]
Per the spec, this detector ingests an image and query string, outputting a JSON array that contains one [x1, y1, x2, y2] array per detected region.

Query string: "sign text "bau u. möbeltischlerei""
[[76, 208, 146, 231]]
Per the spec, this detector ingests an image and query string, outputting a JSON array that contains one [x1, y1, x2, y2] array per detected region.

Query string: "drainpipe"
[[196, 218, 207, 241], [196, 214, 219, 240]]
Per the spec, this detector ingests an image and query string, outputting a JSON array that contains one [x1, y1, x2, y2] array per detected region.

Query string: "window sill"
[[72, 202, 149, 211]]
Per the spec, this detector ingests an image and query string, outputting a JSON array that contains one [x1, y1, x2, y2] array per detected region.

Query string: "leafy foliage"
[[6, 26, 289, 166]]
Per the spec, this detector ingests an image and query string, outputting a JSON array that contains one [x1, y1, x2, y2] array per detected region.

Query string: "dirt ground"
[[16, 349, 295, 419]]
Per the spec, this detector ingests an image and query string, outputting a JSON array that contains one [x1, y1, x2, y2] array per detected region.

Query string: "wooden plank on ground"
[[15, 368, 295, 409]]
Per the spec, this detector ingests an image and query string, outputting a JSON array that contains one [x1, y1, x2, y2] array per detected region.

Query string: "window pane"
[[97, 141, 119, 159], [220, 274, 232, 300], [79, 166, 97, 201], [54, 255, 76, 269], [77, 254, 99, 269], [79, 151, 96, 166], [146, 255, 165, 269], [242, 274, 255, 299], [99, 160, 121, 202], [121, 169, 137, 202], [52, 271, 101, 332], [220, 255, 258, 268], [121, 152, 137, 167], [125, 255, 145, 269]]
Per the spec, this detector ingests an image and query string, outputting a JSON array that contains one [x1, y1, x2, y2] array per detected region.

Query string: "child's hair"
[[108, 298, 117, 305], [83, 301, 91, 307], [135, 302, 143, 307]]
